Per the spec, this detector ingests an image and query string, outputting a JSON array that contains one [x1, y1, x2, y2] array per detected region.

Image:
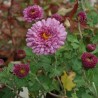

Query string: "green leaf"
[[91, 33, 98, 43], [71, 93, 78, 98], [87, 11, 98, 26], [72, 59, 82, 71], [71, 43, 79, 49], [82, 93, 94, 98], [24, 46, 33, 56], [49, 66, 65, 78], [75, 76, 85, 87], [78, 41, 86, 54], [1, 87, 15, 98], [67, 35, 79, 43]]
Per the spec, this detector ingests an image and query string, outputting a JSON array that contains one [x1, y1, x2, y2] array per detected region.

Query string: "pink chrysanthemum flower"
[[26, 18, 67, 55], [51, 13, 62, 22], [77, 11, 87, 23], [23, 5, 44, 22], [81, 52, 97, 69], [86, 44, 96, 52], [13, 64, 30, 78]]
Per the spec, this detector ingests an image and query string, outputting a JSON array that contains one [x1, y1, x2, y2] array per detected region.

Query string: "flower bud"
[[77, 11, 87, 23], [15, 49, 26, 60], [86, 44, 96, 52]]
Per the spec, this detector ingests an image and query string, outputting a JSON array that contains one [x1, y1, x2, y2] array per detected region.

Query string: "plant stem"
[[78, 22, 83, 39], [91, 29, 95, 36], [81, 0, 86, 11], [49, 92, 67, 98], [54, 54, 67, 97], [57, 76, 66, 95], [92, 82, 98, 97]]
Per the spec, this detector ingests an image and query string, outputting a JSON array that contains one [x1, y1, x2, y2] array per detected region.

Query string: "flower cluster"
[[23, 5, 67, 55]]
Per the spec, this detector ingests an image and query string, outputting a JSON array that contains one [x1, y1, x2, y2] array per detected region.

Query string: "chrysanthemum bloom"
[[0, 59, 4, 68], [86, 44, 96, 52], [26, 18, 67, 55], [77, 11, 87, 23], [51, 13, 62, 22], [23, 5, 44, 22], [81, 52, 97, 69], [13, 64, 30, 78], [15, 49, 26, 60]]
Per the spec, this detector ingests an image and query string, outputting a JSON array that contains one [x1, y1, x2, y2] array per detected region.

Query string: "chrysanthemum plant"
[[0, 0, 98, 98]]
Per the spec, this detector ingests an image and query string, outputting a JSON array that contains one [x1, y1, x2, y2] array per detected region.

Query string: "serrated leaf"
[[67, 35, 79, 43], [71, 43, 79, 49], [82, 93, 94, 98], [49, 66, 65, 78]]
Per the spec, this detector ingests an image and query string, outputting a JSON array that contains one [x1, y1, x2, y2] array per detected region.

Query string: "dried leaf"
[[68, 0, 78, 19], [61, 71, 76, 91], [58, 7, 73, 16], [64, 18, 71, 28]]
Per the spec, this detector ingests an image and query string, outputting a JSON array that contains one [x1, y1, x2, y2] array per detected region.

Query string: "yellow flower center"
[[42, 32, 51, 40], [20, 69, 25, 74], [86, 57, 92, 62]]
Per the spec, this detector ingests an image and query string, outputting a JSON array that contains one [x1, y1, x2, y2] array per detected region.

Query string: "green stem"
[[54, 54, 67, 96], [81, 0, 86, 11], [49, 92, 67, 98], [92, 82, 98, 97], [30, 73, 45, 95], [91, 29, 95, 36], [78, 22, 83, 39], [57, 76, 66, 95]]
